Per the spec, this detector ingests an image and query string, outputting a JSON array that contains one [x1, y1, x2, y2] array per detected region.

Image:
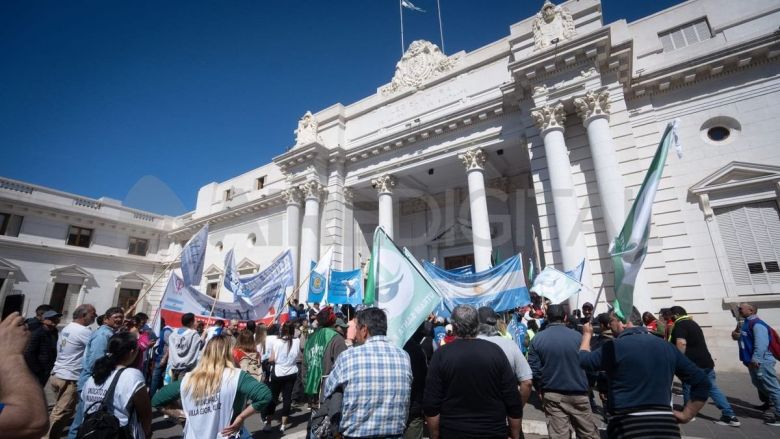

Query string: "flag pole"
[[436, 0, 445, 53], [125, 248, 183, 317], [399, 0, 405, 56]]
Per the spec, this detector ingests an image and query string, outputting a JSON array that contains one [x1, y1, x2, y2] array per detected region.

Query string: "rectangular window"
[[128, 237, 149, 256], [66, 226, 93, 248], [256, 176, 266, 190], [117, 288, 140, 311], [715, 200, 780, 295], [0, 213, 23, 237], [207, 282, 219, 298], [49, 283, 69, 314], [224, 189, 233, 201], [658, 18, 711, 52]]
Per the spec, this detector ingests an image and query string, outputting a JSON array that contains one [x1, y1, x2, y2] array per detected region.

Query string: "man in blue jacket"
[[732, 302, 780, 426], [580, 309, 710, 438], [528, 304, 599, 439]]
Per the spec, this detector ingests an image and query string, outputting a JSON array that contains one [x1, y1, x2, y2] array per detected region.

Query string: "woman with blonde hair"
[[152, 335, 271, 438]]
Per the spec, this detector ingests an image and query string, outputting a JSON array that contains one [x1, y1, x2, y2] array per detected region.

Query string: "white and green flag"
[[611, 119, 682, 320], [365, 227, 442, 347]]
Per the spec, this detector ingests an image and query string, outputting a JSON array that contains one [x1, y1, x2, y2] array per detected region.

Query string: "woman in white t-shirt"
[[79, 332, 152, 439], [262, 321, 301, 432]]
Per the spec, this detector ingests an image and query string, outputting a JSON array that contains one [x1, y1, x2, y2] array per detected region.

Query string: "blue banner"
[[327, 269, 363, 305], [308, 260, 327, 304], [423, 254, 531, 317], [223, 250, 295, 307], [181, 224, 208, 287]]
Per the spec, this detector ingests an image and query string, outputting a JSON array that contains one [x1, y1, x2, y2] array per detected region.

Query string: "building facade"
[[1, 0, 779, 371]]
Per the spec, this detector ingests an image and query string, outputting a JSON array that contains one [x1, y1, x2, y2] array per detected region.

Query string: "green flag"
[[370, 227, 442, 347], [363, 237, 379, 305], [611, 119, 681, 321]]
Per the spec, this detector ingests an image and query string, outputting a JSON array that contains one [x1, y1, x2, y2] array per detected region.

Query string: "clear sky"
[[0, 0, 683, 215]]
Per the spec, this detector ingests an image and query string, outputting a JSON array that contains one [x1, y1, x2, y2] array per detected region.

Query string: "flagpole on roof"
[[436, 0, 445, 53], [399, 0, 405, 56]]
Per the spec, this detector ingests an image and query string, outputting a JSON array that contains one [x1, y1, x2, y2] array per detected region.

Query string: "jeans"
[[749, 360, 780, 417], [682, 368, 735, 417], [149, 361, 166, 399], [67, 397, 84, 439]]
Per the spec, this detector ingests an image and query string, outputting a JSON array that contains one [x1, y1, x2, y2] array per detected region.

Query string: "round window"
[[707, 126, 730, 142]]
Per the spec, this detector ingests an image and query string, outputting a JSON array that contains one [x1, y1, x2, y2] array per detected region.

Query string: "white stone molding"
[[532, 1, 576, 51], [381, 40, 461, 96], [294, 111, 322, 146], [689, 161, 780, 221], [299, 180, 326, 201], [281, 187, 303, 206], [342, 187, 355, 205], [574, 89, 611, 124], [458, 148, 488, 172], [531, 103, 566, 133], [371, 175, 397, 195]]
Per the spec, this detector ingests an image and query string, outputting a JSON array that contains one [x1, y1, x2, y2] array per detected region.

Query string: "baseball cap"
[[477, 306, 498, 326], [42, 310, 63, 320], [334, 318, 349, 329]]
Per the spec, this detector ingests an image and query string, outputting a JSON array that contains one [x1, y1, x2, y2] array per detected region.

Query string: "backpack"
[[748, 319, 780, 361], [239, 352, 264, 382], [77, 368, 132, 439]]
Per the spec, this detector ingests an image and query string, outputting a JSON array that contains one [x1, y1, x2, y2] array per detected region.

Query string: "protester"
[[580, 302, 594, 325], [403, 322, 429, 439], [669, 306, 740, 427], [302, 306, 347, 404], [203, 319, 226, 345], [732, 302, 780, 426], [24, 304, 54, 332], [229, 319, 240, 338], [153, 334, 271, 438], [442, 324, 456, 345], [323, 308, 412, 438], [642, 311, 663, 337], [255, 323, 267, 357], [263, 321, 301, 432], [68, 306, 125, 439], [130, 312, 155, 372], [78, 332, 152, 439], [424, 305, 522, 439], [477, 306, 533, 406], [660, 308, 675, 341], [149, 318, 173, 399], [334, 317, 349, 338], [0, 312, 50, 438], [262, 324, 279, 384], [432, 317, 446, 349], [580, 310, 710, 438], [167, 312, 203, 381], [24, 309, 61, 386], [528, 304, 599, 439], [47, 304, 96, 439], [233, 329, 263, 382]]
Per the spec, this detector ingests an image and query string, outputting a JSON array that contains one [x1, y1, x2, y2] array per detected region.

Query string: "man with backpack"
[[732, 302, 780, 426]]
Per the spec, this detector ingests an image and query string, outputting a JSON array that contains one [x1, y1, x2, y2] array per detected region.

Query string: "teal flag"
[[611, 119, 681, 321]]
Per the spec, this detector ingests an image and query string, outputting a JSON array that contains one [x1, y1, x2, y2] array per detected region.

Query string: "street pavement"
[[47, 371, 780, 438]]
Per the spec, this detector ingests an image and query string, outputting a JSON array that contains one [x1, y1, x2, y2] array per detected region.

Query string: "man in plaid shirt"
[[323, 307, 412, 438]]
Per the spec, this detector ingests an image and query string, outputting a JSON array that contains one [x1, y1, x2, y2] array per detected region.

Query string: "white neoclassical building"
[[1, 0, 779, 371]]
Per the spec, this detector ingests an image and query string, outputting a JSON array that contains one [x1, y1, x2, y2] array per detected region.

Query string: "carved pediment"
[[690, 162, 780, 194], [203, 264, 224, 278], [50, 264, 92, 279], [116, 271, 149, 285], [381, 40, 462, 96], [237, 258, 258, 273]]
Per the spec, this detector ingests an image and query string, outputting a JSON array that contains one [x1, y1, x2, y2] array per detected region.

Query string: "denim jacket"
[[739, 316, 774, 365]]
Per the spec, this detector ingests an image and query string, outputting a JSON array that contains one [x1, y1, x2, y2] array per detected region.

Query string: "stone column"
[[574, 89, 625, 239], [298, 180, 326, 299], [531, 103, 593, 306], [458, 148, 493, 273], [282, 187, 303, 285], [372, 175, 397, 239], [76, 283, 87, 307]]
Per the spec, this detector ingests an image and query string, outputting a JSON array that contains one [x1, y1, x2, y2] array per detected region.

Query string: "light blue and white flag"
[[565, 259, 585, 282], [530, 266, 582, 305], [328, 268, 363, 305], [180, 224, 208, 287], [305, 248, 333, 304], [223, 249, 249, 305], [222, 249, 295, 308], [401, 0, 425, 12], [423, 255, 531, 317]]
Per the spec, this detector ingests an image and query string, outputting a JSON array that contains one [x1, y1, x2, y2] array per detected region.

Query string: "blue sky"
[[0, 0, 682, 215]]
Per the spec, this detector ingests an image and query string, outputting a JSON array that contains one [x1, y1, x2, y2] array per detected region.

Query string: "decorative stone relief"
[[458, 148, 487, 172], [532, 1, 576, 51], [573, 89, 611, 122], [281, 187, 303, 206], [531, 103, 566, 132], [295, 111, 322, 146], [299, 180, 326, 200], [380, 40, 461, 96], [371, 175, 397, 194], [342, 187, 355, 205]]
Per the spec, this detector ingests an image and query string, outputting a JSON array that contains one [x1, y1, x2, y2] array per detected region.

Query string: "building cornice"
[[0, 235, 166, 266]]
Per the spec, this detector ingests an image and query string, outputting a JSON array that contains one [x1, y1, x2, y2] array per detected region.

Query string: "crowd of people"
[[1, 296, 779, 438]]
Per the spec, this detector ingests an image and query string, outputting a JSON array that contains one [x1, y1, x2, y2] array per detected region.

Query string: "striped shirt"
[[323, 335, 412, 437]]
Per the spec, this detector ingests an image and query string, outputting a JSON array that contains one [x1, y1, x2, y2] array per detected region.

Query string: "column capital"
[[343, 187, 355, 205], [531, 103, 566, 134], [371, 175, 397, 195], [573, 89, 611, 124], [458, 148, 487, 172], [299, 180, 326, 201], [281, 187, 303, 206]]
